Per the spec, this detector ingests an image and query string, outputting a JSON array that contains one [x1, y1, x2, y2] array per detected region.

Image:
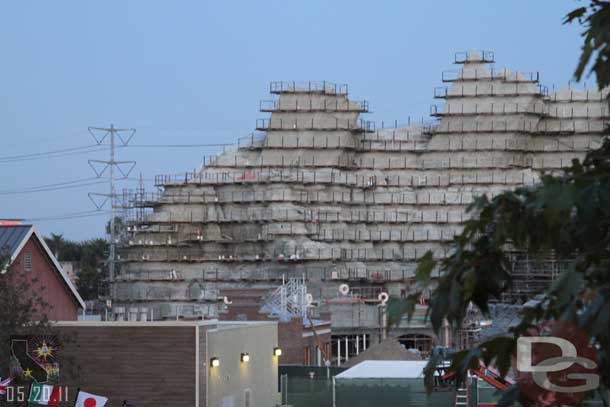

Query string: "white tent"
[[336, 360, 430, 379], [332, 361, 450, 407]]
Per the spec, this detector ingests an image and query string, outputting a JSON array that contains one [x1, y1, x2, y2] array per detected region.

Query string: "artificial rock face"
[[117, 51, 607, 335]]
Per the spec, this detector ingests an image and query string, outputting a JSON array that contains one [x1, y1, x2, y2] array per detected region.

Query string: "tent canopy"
[[336, 360, 432, 379]]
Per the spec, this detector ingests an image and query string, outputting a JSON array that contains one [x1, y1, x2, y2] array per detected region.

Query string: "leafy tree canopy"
[[0, 248, 54, 381], [43, 235, 108, 300], [390, 2, 610, 404]]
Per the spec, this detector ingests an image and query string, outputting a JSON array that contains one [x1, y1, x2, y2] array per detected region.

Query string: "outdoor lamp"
[[273, 347, 282, 357], [210, 357, 220, 367], [241, 352, 250, 363]]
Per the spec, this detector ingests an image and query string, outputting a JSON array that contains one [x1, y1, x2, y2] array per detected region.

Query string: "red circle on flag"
[[84, 398, 97, 407]]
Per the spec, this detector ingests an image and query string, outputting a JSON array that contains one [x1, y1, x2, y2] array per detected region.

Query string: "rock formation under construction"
[[116, 50, 609, 360]]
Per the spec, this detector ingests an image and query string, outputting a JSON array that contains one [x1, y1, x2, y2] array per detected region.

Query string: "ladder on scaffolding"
[[260, 276, 308, 321], [454, 373, 469, 407], [261, 277, 330, 365]]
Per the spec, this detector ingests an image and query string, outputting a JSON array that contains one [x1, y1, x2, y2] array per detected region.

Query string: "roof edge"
[[10, 226, 87, 310]]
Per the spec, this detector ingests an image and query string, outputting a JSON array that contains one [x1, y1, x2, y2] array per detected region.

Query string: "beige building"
[[207, 322, 280, 407], [55, 320, 280, 407]]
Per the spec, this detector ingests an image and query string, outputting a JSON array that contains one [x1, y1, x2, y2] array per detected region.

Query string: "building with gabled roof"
[[0, 221, 85, 320]]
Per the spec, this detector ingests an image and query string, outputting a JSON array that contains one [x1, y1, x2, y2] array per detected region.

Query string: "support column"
[[345, 336, 349, 362], [337, 338, 341, 367], [356, 335, 360, 355], [363, 334, 367, 351]]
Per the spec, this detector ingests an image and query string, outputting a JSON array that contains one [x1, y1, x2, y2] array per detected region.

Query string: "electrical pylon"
[[87, 124, 136, 300]]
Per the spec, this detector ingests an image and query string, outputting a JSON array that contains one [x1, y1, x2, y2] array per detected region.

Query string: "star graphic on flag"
[[34, 341, 55, 361], [23, 368, 33, 378]]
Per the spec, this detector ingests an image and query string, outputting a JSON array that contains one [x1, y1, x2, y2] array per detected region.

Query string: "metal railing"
[[547, 88, 610, 102], [314, 227, 460, 243], [118, 245, 451, 263], [114, 266, 422, 283], [255, 117, 375, 132], [269, 81, 348, 95], [434, 83, 548, 98], [259, 98, 368, 112], [430, 102, 550, 116], [430, 118, 607, 135], [454, 50, 495, 64], [430, 102, 609, 119], [441, 68, 539, 83], [125, 206, 473, 226], [153, 165, 547, 189], [238, 133, 360, 150]]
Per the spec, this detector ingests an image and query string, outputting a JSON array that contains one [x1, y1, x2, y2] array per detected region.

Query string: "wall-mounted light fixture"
[[273, 347, 282, 357], [241, 352, 250, 363], [210, 357, 220, 367]]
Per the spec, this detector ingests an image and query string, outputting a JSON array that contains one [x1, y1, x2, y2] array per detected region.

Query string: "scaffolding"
[[115, 50, 606, 349], [260, 277, 308, 322]]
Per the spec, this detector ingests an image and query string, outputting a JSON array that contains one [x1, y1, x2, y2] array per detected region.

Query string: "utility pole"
[[87, 124, 136, 302]]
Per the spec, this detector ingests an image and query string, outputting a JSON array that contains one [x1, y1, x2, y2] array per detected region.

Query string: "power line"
[[0, 142, 231, 164], [0, 145, 102, 161], [25, 210, 112, 222], [0, 176, 98, 190], [0, 176, 152, 196], [0, 180, 106, 195], [0, 146, 108, 163]]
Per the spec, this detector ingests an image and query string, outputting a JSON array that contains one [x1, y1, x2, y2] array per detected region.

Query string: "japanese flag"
[[74, 391, 108, 407]]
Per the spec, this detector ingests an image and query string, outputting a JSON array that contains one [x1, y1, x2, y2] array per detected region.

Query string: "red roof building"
[[0, 223, 85, 320]]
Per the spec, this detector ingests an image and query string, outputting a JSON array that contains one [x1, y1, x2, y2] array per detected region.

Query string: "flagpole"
[[25, 381, 31, 407], [72, 388, 80, 407]]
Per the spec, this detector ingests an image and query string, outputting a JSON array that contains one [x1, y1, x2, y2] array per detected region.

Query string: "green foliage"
[[380, 4, 609, 403], [391, 7, 610, 394], [387, 251, 437, 327], [564, 1, 610, 90], [0, 246, 55, 380], [389, 137, 610, 402], [43, 235, 108, 300]]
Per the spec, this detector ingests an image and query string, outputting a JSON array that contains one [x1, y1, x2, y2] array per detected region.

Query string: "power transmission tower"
[[87, 124, 136, 300]]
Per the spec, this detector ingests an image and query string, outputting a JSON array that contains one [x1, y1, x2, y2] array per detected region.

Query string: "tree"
[[389, 2, 610, 405], [565, 1, 610, 90], [43, 236, 108, 300], [48, 233, 64, 260], [0, 248, 79, 406], [0, 247, 55, 381]]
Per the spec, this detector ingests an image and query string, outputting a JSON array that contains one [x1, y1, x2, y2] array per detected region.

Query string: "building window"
[[243, 388, 251, 407], [24, 251, 32, 272]]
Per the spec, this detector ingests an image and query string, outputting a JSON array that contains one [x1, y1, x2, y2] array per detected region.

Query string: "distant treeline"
[[44, 233, 108, 300]]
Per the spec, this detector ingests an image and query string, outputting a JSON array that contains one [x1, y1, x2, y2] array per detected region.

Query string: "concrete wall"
[[206, 322, 280, 407]]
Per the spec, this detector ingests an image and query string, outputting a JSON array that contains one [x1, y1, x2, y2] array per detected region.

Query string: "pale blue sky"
[[0, 0, 587, 240]]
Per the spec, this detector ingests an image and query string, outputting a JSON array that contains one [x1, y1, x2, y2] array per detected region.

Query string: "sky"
[[0, 0, 589, 241]]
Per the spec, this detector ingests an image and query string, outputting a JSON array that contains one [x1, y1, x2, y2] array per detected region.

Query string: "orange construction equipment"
[[443, 361, 514, 407], [307, 317, 330, 364]]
